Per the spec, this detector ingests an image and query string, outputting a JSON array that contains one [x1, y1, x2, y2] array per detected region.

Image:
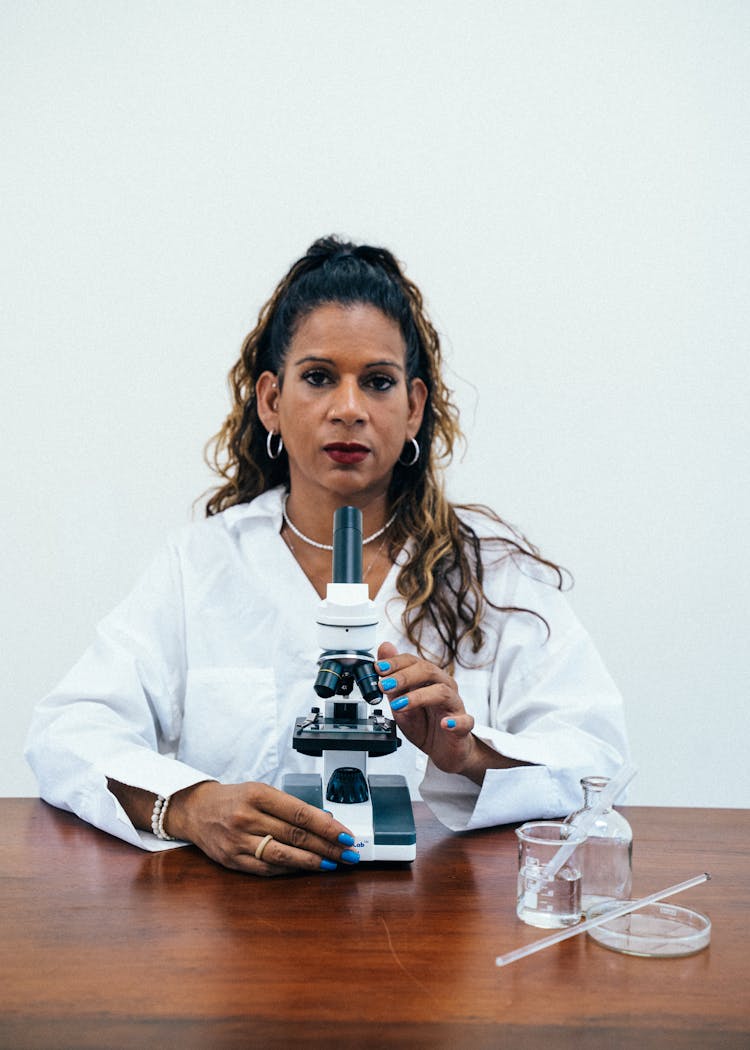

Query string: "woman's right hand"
[[167, 780, 360, 876]]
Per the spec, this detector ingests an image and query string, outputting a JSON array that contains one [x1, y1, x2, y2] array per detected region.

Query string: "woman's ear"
[[255, 371, 280, 432], [406, 377, 428, 440]]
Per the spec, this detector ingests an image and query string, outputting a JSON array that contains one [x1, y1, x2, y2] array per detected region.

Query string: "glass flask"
[[565, 775, 633, 913]]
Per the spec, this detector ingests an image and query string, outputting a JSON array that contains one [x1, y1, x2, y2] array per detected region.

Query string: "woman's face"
[[257, 302, 427, 507]]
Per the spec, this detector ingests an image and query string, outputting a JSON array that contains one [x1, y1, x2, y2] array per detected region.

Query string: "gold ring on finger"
[[254, 833, 274, 861]]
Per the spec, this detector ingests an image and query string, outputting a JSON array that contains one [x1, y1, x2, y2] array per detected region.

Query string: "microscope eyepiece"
[[333, 506, 363, 583]]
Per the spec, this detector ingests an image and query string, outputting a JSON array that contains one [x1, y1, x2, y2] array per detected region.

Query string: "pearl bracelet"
[[151, 794, 176, 841]]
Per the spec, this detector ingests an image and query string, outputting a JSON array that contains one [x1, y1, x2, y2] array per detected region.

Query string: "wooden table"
[[1, 800, 747, 1048]]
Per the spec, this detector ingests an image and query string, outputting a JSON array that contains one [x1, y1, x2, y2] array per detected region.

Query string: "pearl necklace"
[[282, 495, 396, 551]]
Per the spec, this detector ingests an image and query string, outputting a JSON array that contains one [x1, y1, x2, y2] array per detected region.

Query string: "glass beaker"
[[515, 822, 585, 929], [565, 775, 633, 913]]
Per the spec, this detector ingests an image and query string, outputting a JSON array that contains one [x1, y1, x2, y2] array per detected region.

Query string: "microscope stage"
[[292, 715, 401, 758]]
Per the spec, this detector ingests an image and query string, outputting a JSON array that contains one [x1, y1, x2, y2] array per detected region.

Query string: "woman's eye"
[[302, 369, 332, 387], [365, 373, 397, 392]]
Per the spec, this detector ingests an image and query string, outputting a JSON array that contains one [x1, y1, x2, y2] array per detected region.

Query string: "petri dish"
[[586, 900, 711, 957]]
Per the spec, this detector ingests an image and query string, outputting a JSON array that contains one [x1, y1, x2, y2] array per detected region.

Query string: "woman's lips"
[[324, 443, 370, 465]]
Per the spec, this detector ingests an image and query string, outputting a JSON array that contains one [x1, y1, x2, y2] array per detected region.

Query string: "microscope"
[[283, 506, 417, 862]]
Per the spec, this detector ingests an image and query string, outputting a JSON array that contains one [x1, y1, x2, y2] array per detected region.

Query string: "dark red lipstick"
[[324, 442, 370, 465]]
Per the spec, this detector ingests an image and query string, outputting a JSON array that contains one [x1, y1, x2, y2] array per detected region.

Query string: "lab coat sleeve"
[[419, 570, 630, 832], [24, 540, 215, 851]]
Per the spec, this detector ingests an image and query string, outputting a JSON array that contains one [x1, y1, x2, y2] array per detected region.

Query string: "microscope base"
[[283, 772, 417, 862]]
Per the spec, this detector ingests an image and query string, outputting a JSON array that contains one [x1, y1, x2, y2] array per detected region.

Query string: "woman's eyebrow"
[[293, 354, 404, 371], [364, 360, 404, 371], [293, 355, 333, 366]]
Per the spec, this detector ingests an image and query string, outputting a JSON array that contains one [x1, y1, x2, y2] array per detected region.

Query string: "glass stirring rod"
[[495, 872, 711, 968]]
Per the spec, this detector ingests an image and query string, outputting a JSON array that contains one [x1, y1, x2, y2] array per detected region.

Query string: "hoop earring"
[[266, 431, 284, 460], [398, 437, 420, 467]]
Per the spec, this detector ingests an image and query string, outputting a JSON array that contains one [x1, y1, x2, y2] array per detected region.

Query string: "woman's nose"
[[328, 379, 367, 424]]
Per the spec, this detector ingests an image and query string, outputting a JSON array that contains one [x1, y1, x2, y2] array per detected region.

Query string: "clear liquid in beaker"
[[516, 860, 582, 928]]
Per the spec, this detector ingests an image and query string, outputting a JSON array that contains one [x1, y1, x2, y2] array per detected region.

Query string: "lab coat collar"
[[221, 486, 286, 531]]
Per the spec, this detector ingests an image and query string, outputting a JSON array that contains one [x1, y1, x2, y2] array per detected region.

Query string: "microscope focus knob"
[[326, 766, 369, 805]]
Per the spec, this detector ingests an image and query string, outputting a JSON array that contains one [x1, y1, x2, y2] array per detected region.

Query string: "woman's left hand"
[[375, 641, 479, 779]]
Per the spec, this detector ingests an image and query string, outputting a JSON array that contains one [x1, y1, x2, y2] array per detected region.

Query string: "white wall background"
[[3, 1, 748, 807]]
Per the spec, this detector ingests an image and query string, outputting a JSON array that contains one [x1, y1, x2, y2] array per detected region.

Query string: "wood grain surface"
[[1, 799, 747, 1049]]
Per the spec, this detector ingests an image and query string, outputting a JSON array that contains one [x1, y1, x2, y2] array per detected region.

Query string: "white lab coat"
[[25, 486, 629, 850]]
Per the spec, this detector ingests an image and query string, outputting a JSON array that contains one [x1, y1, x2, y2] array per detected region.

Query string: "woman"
[[26, 236, 628, 876]]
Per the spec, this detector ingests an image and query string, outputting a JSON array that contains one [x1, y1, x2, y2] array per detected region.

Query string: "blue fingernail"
[[446, 718, 456, 728], [381, 677, 397, 691], [338, 832, 355, 846], [320, 859, 338, 871], [341, 850, 360, 863], [376, 660, 391, 672], [391, 697, 409, 711]]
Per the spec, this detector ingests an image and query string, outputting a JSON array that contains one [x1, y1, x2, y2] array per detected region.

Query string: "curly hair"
[[205, 236, 563, 667]]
